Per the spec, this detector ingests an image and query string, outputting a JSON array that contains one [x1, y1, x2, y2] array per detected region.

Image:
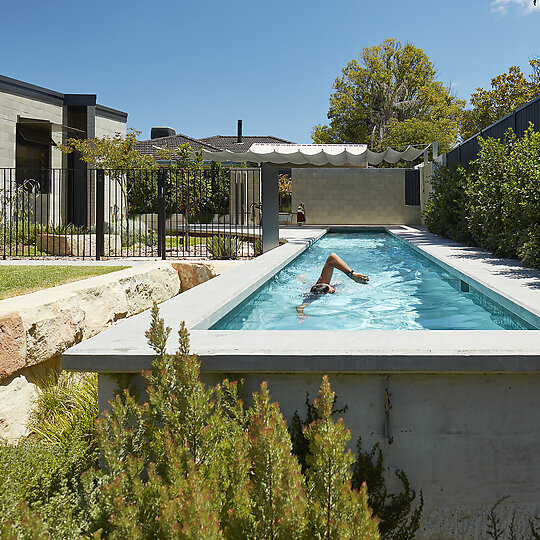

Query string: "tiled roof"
[[135, 133, 222, 157], [199, 135, 294, 153]]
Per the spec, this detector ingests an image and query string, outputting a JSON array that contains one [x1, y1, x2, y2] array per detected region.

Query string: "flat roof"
[[0, 74, 127, 122]]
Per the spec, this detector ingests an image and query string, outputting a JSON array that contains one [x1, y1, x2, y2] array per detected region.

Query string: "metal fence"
[[1, 167, 262, 260], [446, 95, 540, 167]]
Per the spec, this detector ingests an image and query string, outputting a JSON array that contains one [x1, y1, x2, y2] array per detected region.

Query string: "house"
[[134, 121, 294, 226], [0, 74, 128, 226], [135, 120, 294, 164], [134, 129, 223, 158]]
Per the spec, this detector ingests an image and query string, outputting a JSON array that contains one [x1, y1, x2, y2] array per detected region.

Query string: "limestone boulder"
[[0, 372, 39, 442], [0, 262, 181, 381], [171, 260, 245, 291], [0, 312, 26, 379]]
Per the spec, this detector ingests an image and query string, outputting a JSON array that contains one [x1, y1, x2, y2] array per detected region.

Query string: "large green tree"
[[312, 38, 464, 153], [460, 59, 540, 140]]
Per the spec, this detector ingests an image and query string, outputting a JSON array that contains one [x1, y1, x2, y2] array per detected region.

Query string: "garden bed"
[[36, 233, 122, 257]]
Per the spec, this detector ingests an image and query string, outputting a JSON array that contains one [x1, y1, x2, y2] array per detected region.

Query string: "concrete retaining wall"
[[213, 371, 540, 538], [291, 168, 422, 225], [102, 368, 540, 539]]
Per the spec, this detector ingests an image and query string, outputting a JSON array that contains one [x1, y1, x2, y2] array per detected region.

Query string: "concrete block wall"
[[0, 91, 64, 169], [95, 114, 127, 139], [89, 114, 128, 226], [292, 167, 422, 225]]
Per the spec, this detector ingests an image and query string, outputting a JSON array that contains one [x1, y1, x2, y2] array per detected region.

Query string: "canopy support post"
[[261, 163, 279, 253]]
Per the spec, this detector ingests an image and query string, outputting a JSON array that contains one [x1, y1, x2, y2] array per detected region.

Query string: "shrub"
[[206, 235, 240, 259], [38, 223, 89, 235], [252, 237, 263, 256], [517, 224, 540, 269], [290, 394, 422, 540], [0, 435, 97, 539], [86, 304, 380, 538], [425, 124, 540, 270], [352, 440, 423, 540], [423, 165, 472, 243], [93, 219, 157, 247], [27, 371, 97, 445], [2, 304, 380, 539], [0, 221, 39, 247], [303, 376, 380, 539], [1, 371, 98, 538]]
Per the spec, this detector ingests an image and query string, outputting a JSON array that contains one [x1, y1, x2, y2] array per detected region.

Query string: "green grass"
[[0, 265, 129, 300]]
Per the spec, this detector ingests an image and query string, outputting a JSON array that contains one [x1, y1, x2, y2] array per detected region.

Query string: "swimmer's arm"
[[296, 295, 318, 313], [297, 273, 310, 284]]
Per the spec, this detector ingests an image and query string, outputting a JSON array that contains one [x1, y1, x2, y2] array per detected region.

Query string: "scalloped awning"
[[199, 143, 430, 166]]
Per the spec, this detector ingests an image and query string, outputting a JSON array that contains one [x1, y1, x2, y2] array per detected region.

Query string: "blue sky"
[[2, 0, 540, 143]]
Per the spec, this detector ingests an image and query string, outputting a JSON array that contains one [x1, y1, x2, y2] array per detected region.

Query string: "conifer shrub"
[[85, 303, 380, 538], [290, 393, 423, 540], [1, 303, 381, 539]]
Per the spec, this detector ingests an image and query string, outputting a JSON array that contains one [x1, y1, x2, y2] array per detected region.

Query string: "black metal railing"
[[1, 167, 262, 260]]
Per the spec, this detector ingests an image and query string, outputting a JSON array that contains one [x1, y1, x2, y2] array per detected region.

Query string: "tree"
[[460, 59, 540, 140], [312, 38, 464, 153], [59, 129, 159, 219], [59, 128, 158, 171]]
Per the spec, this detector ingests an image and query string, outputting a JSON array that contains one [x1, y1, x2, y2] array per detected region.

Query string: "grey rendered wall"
[[201, 370, 540, 538], [0, 91, 65, 225], [291, 167, 421, 225]]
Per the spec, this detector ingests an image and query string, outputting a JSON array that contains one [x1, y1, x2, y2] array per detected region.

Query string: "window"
[[16, 121, 54, 193]]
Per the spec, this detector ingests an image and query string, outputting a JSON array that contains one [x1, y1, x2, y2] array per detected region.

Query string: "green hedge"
[[424, 124, 540, 268]]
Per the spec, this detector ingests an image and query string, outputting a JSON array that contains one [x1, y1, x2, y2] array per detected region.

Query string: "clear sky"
[[2, 0, 539, 143]]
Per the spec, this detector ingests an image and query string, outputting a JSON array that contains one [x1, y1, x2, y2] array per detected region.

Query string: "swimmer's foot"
[[351, 272, 369, 284]]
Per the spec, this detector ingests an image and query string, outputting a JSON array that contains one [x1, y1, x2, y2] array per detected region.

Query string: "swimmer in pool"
[[296, 252, 369, 316]]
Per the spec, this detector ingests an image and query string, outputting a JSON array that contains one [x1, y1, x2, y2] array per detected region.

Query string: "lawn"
[[0, 265, 130, 300]]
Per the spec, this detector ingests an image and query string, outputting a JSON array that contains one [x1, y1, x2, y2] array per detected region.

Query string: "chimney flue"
[[237, 119, 243, 143]]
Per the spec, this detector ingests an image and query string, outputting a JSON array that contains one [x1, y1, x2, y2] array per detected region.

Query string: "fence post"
[[261, 163, 279, 253], [157, 168, 166, 260], [95, 169, 105, 260]]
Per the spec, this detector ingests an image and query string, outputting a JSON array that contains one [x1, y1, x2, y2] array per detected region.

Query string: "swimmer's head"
[[310, 283, 334, 295]]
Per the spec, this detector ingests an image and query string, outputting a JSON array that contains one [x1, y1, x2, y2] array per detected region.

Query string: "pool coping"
[[63, 226, 540, 374]]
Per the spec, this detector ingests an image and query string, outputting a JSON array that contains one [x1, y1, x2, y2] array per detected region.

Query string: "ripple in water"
[[212, 233, 529, 331]]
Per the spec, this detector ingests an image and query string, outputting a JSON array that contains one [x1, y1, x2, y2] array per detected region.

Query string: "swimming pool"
[[212, 232, 533, 330]]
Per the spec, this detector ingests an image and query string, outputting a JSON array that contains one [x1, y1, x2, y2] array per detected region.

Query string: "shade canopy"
[[199, 143, 431, 166]]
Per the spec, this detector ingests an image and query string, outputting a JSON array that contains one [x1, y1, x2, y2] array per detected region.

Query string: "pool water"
[[212, 233, 531, 331]]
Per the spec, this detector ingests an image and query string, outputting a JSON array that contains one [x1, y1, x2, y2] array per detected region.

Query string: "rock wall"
[[171, 260, 244, 291], [0, 262, 181, 381], [0, 259, 244, 441]]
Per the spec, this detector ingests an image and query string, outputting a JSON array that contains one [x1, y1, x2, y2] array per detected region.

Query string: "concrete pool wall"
[[63, 226, 540, 538]]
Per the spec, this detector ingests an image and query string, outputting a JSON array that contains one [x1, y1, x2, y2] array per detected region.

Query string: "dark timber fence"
[[1, 167, 262, 260], [446, 95, 540, 167]]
